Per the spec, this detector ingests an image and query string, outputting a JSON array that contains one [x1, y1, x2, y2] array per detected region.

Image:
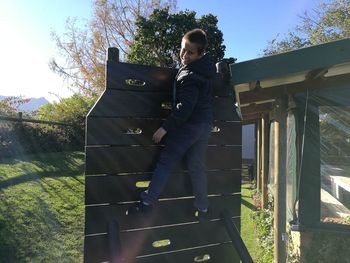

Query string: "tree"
[[50, 0, 177, 96], [263, 0, 350, 55], [127, 8, 226, 67], [35, 94, 98, 150], [37, 94, 96, 126], [263, 0, 350, 163], [0, 96, 30, 116]]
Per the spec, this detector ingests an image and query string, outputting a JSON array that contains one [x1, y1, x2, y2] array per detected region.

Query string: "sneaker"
[[195, 209, 209, 223], [126, 202, 153, 215]]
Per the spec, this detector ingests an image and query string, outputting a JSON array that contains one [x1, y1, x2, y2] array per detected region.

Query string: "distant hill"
[[0, 95, 49, 112]]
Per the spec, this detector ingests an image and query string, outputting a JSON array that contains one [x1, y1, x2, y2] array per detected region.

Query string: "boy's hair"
[[183, 29, 208, 55]]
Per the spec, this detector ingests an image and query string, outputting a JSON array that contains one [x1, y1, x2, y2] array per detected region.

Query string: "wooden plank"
[[86, 118, 163, 146], [240, 102, 273, 116], [85, 170, 241, 205], [88, 89, 238, 121], [84, 220, 240, 263], [85, 239, 240, 263], [106, 61, 234, 97], [88, 89, 171, 118], [85, 145, 242, 175], [85, 195, 241, 235], [106, 61, 177, 91], [86, 118, 242, 146], [134, 243, 240, 263], [239, 88, 281, 105]]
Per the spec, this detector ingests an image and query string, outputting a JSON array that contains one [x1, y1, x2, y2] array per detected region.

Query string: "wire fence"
[[0, 113, 76, 126], [0, 113, 84, 158]]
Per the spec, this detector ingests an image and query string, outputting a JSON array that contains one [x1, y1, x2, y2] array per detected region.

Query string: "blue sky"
[[0, 0, 328, 102]]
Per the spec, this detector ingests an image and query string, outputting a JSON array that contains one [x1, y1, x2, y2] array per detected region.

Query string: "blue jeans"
[[142, 122, 211, 211]]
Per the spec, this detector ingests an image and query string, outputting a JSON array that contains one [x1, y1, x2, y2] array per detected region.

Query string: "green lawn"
[[241, 183, 261, 262], [0, 151, 260, 262], [0, 152, 85, 262]]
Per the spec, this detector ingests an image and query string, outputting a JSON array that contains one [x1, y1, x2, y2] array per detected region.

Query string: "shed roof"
[[231, 38, 350, 122]]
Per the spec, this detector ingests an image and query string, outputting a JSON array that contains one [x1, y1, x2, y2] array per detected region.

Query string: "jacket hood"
[[183, 54, 216, 79]]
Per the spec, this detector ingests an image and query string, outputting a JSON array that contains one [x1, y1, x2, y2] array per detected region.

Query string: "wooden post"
[[256, 119, 261, 191], [273, 96, 287, 263], [107, 47, 119, 62], [261, 113, 269, 208]]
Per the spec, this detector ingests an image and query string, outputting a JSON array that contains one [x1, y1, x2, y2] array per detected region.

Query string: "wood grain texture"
[[85, 195, 241, 235], [85, 145, 242, 175], [86, 118, 241, 146], [85, 170, 241, 204], [84, 219, 240, 263]]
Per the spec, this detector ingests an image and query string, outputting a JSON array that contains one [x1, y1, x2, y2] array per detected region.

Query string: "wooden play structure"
[[83, 48, 250, 263]]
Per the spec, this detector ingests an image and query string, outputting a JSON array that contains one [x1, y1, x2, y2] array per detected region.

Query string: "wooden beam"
[[238, 72, 350, 105], [239, 88, 280, 105], [231, 38, 350, 85], [240, 102, 273, 116], [305, 67, 329, 80]]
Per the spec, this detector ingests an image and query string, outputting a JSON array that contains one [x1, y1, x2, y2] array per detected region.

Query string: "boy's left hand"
[[152, 127, 167, 143]]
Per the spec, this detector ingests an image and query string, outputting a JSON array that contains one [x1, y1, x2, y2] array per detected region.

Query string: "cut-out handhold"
[[152, 239, 171, 248], [124, 128, 142, 134], [125, 79, 146, 87], [161, 102, 172, 110], [194, 254, 211, 262], [211, 126, 220, 133], [135, 181, 150, 188]]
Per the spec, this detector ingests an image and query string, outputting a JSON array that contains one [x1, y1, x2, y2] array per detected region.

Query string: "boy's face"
[[180, 38, 203, 66]]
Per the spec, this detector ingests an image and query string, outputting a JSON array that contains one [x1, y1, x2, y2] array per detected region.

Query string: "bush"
[[0, 94, 96, 157], [0, 121, 83, 157]]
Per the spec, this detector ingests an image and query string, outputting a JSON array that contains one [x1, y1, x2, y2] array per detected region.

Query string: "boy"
[[129, 29, 216, 221]]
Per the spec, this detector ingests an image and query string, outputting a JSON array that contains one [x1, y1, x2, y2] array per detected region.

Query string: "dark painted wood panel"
[[86, 118, 162, 146], [134, 243, 240, 263], [210, 120, 241, 145], [106, 61, 177, 91], [84, 219, 240, 263], [86, 118, 242, 146], [85, 145, 242, 175], [88, 89, 171, 118], [106, 61, 233, 97], [85, 170, 241, 205], [85, 195, 241, 235], [88, 89, 238, 121]]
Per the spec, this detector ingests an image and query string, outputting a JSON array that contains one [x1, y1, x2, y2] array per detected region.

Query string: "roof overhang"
[[230, 38, 350, 122]]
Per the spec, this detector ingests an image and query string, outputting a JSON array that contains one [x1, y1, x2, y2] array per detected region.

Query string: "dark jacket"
[[162, 54, 216, 132]]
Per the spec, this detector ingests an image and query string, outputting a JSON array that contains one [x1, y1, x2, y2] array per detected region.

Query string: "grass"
[[241, 182, 261, 262], [0, 151, 261, 262], [0, 152, 85, 262]]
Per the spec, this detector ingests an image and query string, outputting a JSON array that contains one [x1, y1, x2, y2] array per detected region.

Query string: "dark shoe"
[[126, 202, 153, 215], [195, 209, 209, 223]]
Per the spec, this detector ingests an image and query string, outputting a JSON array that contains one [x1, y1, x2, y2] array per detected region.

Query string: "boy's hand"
[[152, 127, 167, 143]]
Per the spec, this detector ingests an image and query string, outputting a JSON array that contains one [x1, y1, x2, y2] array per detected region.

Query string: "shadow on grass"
[[0, 152, 84, 190], [241, 198, 256, 211]]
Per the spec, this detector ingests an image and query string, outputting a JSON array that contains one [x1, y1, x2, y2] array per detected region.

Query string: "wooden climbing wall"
[[84, 48, 242, 263]]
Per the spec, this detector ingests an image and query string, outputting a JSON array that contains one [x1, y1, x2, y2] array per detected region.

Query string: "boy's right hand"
[[152, 127, 167, 143]]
